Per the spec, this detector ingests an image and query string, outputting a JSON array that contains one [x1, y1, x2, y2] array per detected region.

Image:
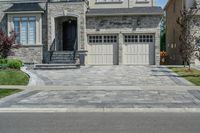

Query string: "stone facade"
[[0, 0, 162, 65], [86, 16, 161, 65], [0, 2, 46, 63], [9, 46, 43, 63]]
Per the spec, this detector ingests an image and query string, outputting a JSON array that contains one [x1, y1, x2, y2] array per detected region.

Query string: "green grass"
[[170, 67, 200, 86], [0, 70, 29, 85], [0, 89, 22, 99]]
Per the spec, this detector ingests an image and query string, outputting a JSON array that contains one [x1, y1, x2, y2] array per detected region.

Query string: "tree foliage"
[[160, 16, 166, 51], [176, 2, 200, 69], [0, 30, 20, 59]]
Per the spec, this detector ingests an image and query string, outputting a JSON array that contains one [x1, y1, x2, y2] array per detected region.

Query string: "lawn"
[[0, 70, 29, 85], [170, 67, 200, 86], [0, 89, 22, 99]]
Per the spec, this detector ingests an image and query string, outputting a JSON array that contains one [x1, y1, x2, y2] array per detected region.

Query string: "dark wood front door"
[[63, 20, 77, 51]]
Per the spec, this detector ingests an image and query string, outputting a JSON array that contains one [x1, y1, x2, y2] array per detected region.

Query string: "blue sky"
[[156, 0, 168, 8]]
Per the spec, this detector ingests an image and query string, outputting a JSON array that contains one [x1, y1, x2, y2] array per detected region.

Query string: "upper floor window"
[[136, 0, 149, 3], [96, 0, 123, 3], [173, 1, 176, 13], [13, 16, 36, 45]]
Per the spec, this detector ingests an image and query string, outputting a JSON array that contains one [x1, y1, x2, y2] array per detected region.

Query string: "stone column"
[[118, 32, 123, 65], [155, 29, 161, 66]]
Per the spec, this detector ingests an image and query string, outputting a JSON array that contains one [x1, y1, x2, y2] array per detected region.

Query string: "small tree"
[[0, 30, 20, 59], [160, 16, 166, 51], [176, 2, 200, 69]]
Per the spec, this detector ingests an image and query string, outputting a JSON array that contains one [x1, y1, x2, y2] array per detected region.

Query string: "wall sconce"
[[68, 19, 72, 24], [137, 18, 141, 26]]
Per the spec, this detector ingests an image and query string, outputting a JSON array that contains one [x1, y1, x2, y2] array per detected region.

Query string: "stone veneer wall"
[[0, 2, 46, 63], [9, 46, 43, 63], [47, 2, 87, 52], [86, 15, 161, 65]]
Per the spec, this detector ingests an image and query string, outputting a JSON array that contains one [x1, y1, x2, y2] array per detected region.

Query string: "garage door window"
[[89, 35, 102, 43], [104, 35, 117, 43], [139, 35, 153, 43], [88, 35, 117, 44], [124, 34, 153, 43], [124, 35, 138, 43]]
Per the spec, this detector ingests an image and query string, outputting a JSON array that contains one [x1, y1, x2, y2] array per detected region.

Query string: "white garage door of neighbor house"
[[87, 35, 118, 65], [123, 34, 155, 65]]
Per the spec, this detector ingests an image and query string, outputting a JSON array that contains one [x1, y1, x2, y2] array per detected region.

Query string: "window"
[[104, 35, 117, 43], [136, 0, 149, 3], [124, 35, 138, 43], [124, 34, 153, 43], [88, 35, 117, 44], [139, 34, 153, 43], [173, 1, 176, 13], [88, 35, 102, 43], [96, 0, 122, 3], [13, 16, 36, 45]]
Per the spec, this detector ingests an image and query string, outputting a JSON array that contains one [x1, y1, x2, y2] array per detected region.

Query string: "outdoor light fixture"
[[68, 19, 72, 24], [137, 18, 141, 26]]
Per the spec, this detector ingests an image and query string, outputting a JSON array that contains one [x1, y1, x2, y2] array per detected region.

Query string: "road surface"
[[0, 112, 200, 133]]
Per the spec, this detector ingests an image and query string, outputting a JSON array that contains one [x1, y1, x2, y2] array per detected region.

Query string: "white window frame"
[[96, 0, 123, 3], [7, 13, 42, 45]]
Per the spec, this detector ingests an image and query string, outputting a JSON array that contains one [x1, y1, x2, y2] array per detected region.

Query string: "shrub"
[[0, 30, 20, 59], [0, 58, 8, 64], [7, 59, 23, 69]]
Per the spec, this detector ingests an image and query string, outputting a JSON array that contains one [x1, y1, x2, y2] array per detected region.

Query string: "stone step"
[[51, 57, 74, 60], [34, 64, 80, 70], [52, 52, 74, 55], [49, 60, 75, 64]]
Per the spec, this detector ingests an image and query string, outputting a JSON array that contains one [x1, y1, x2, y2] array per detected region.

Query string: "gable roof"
[[4, 3, 44, 13], [87, 7, 163, 16]]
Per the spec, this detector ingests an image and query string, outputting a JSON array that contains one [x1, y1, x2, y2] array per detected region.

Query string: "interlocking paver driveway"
[[30, 66, 192, 86], [1, 90, 200, 108]]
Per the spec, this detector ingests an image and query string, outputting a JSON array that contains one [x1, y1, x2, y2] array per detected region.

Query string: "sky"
[[156, 0, 168, 8]]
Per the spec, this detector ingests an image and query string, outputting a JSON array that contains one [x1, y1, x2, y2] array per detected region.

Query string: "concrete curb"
[[27, 85, 200, 91], [0, 108, 200, 113], [21, 67, 45, 86], [0, 86, 27, 90]]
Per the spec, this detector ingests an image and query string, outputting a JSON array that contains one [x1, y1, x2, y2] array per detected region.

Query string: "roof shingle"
[[4, 3, 44, 12], [87, 7, 163, 16]]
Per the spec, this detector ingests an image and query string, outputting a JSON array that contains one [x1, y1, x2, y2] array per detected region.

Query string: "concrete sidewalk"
[[0, 86, 200, 112]]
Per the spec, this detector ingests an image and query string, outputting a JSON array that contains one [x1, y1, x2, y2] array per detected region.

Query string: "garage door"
[[87, 35, 118, 65], [123, 34, 155, 65]]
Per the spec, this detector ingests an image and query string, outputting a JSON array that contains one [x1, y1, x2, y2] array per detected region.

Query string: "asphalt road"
[[0, 113, 200, 133]]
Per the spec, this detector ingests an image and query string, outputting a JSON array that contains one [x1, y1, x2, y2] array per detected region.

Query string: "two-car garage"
[[87, 34, 155, 65]]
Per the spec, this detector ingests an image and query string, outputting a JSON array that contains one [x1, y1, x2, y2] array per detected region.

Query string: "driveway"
[[28, 66, 192, 86]]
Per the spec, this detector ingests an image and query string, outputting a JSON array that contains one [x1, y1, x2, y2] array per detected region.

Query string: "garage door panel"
[[123, 34, 155, 65], [88, 35, 118, 65]]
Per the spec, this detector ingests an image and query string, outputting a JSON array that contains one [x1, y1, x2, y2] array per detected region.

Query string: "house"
[[0, 0, 163, 66], [165, 0, 200, 65]]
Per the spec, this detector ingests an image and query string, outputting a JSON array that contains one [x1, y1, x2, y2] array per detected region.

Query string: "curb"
[[27, 85, 200, 91], [21, 67, 45, 86], [0, 108, 200, 113]]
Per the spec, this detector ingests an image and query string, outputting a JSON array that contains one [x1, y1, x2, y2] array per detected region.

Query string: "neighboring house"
[[165, 0, 200, 65], [0, 0, 163, 66]]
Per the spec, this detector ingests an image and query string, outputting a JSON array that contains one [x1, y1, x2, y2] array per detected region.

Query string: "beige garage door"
[[123, 34, 155, 65], [87, 35, 118, 65]]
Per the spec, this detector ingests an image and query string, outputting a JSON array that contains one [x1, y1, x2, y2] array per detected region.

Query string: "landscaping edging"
[[21, 67, 45, 86]]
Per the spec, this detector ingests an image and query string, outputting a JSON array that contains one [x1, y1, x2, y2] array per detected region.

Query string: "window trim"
[[95, 0, 123, 4], [7, 13, 42, 46]]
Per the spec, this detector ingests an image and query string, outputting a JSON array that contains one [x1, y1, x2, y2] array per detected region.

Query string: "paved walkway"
[[1, 88, 200, 109], [28, 66, 192, 86]]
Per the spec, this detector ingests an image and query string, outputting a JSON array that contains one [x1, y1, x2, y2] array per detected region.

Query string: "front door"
[[63, 20, 77, 51]]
